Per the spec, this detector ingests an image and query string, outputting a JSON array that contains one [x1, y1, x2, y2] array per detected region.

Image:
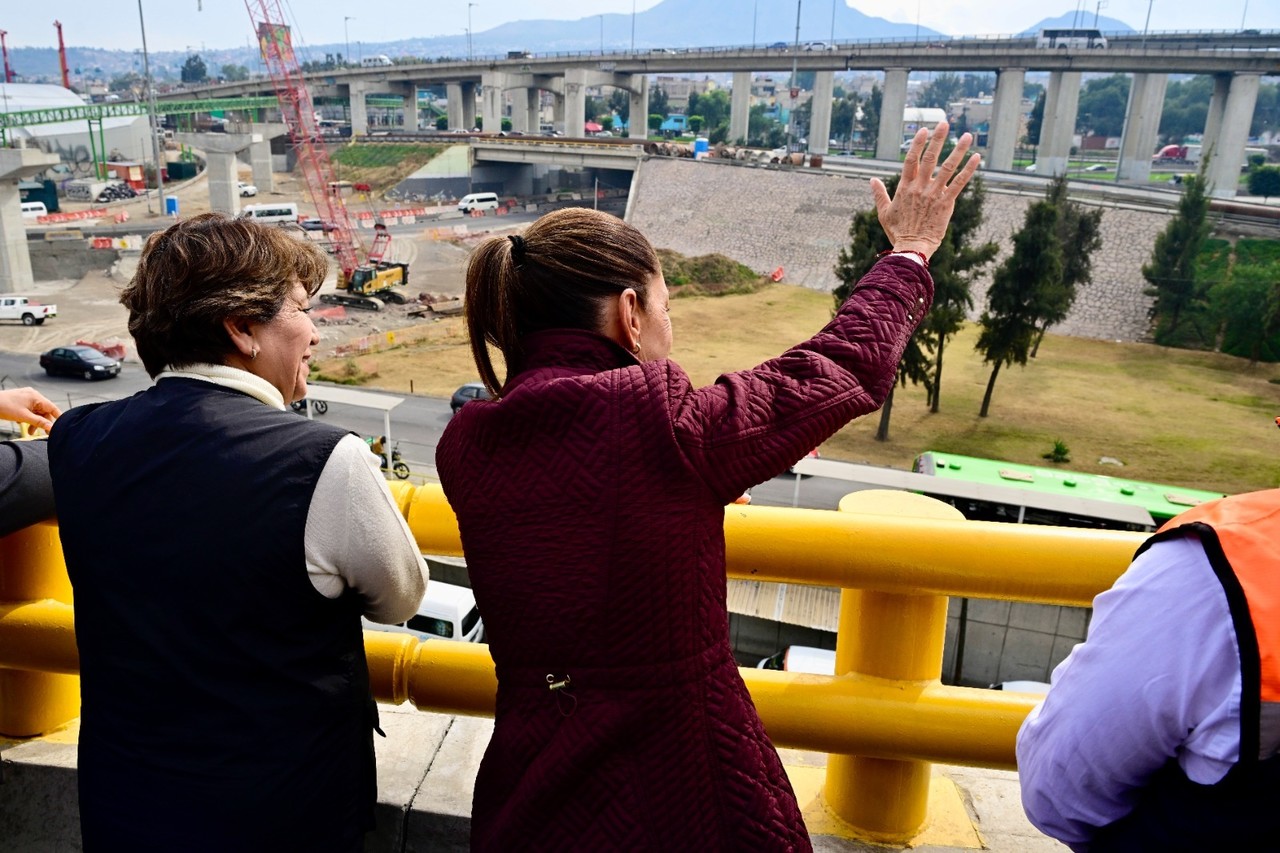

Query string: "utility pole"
[[137, 1, 166, 216], [789, 0, 802, 152]]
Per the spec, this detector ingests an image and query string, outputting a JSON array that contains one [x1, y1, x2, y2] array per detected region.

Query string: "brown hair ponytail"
[[464, 208, 661, 397]]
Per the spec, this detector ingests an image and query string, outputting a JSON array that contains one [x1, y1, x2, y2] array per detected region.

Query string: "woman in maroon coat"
[[437, 122, 979, 851]]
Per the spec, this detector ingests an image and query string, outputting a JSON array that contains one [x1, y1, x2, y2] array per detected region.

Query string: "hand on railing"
[[0, 387, 62, 434]]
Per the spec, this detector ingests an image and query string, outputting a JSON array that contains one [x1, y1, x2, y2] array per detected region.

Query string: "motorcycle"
[[290, 398, 329, 415], [367, 436, 411, 480]]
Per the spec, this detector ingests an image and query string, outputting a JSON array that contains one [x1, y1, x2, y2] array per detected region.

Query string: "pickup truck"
[[0, 296, 56, 326]]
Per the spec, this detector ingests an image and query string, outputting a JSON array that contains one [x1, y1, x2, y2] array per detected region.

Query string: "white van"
[[361, 54, 393, 67], [240, 202, 299, 225], [363, 580, 485, 643], [458, 192, 500, 213], [20, 201, 48, 219], [757, 645, 836, 674]]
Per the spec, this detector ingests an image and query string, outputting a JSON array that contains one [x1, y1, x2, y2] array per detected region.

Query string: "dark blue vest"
[[50, 379, 375, 851]]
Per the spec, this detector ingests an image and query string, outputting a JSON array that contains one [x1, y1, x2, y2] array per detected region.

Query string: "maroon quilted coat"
[[437, 256, 932, 851]]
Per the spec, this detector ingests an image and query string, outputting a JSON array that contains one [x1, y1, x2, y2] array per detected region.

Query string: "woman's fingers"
[[900, 127, 928, 183], [916, 121, 950, 178], [946, 149, 983, 196]]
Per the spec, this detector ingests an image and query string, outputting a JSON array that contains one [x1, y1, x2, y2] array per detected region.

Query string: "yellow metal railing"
[[0, 481, 1146, 843]]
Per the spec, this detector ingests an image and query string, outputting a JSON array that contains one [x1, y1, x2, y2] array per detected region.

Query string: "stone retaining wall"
[[629, 158, 1172, 343]]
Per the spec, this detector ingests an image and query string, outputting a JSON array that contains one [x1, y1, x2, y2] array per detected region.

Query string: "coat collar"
[[506, 329, 640, 392]]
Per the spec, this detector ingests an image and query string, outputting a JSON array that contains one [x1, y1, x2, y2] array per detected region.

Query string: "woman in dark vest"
[[49, 214, 428, 851], [437, 122, 978, 850]]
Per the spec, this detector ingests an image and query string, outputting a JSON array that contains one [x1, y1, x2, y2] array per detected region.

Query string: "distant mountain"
[[5, 2, 1140, 86], [1019, 13, 1137, 35]]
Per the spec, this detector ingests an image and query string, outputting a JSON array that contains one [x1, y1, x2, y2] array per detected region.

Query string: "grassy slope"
[[315, 283, 1280, 495]]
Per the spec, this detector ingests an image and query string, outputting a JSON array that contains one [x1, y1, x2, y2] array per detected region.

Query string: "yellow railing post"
[[0, 521, 79, 737], [823, 490, 963, 842]]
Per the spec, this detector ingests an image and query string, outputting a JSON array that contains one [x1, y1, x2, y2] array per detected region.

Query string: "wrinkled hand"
[[0, 387, 62, 433], [871, 121, 981, 260]]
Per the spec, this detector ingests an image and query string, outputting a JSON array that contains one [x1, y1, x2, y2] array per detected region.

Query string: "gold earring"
[[251, 347, 259, 360]]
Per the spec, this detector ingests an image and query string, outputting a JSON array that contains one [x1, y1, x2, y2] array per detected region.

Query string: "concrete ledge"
[[1, 708, 1061, 851]]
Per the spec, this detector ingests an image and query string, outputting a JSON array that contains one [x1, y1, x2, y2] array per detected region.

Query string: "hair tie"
[[508, 234, 526, 258]]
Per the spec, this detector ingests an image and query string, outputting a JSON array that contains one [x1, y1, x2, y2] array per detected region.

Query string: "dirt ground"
[[12, 168, 500, 361]]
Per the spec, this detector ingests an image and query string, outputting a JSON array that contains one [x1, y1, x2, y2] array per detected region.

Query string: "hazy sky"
[[4, 1, 1276, 52]]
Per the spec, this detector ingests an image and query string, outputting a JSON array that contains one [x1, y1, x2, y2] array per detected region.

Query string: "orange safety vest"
[[1147, 489, 1280, 763], [1090, 490, 1280, 850]]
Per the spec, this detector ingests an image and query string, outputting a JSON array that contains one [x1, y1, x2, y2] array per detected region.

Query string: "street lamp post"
[[468, 3, 477, 61], [344, 16, 353, 67], [136, 0, 165, 217], [1142, 0, 1153, 47], [1094, 0, 1107, 27], [789, 0, 802, 152], [631, 0, 636, 52], [599, 15, 604, 53]]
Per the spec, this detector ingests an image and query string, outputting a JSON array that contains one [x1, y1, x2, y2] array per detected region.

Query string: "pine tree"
[[832, 172, 995, 436], [1031, 177, 1105, 356], [976, 201, 1063, 417], [1143, 173, 1212, 344]]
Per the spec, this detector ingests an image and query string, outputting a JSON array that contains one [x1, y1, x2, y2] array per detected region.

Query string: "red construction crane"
[[0, 31, 14, 84], [53, 21, 70, 89], [243, 1, 407, 310]]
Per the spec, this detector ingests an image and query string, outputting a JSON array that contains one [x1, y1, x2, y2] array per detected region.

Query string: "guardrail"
[[0, 481, 1144, 842]]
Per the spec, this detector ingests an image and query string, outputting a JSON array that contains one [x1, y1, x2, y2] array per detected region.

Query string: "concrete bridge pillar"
[[1204, 73, 1261, 199], [246, 123, 285, 194], [563, 68, 587, 137], [1202, 74, 1231, 161], [0, 148, 60, 295], [480, 72, 508, 133], [876, 68, 910, 161], [1116, 73, 1168, 182], [627, 75, 649, 139], [447, 83, 464, 130], [808, 70, 834, 156], [174, 132, 261, 215], [461, 82, 477, 131], [730, 71, 751, 144], [508, 87, 530, 133], [985, 67, 1025, 171], [1038, 70, 1082, 177], [347, 81, 369, 136], [397, 82, 419, 131]]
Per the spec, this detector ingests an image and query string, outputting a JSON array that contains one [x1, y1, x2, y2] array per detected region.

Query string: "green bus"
[[912, 451, 1227, 531]]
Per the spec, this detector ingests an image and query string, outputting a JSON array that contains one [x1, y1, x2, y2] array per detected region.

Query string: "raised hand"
[[0, 387, 62, 433], [871, 121, 982, 260]]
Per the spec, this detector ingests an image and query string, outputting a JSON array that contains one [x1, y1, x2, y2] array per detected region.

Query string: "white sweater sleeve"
[[305, 434, 428, 624]]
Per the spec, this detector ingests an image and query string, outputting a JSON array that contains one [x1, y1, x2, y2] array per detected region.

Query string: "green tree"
[[608, 89, 630, 125], [1075, 74, 1129, 137], [1143, 172, 1212, 343], [793, 70, 816, 91], [921, 176, 1000, 411], [1031, 177, 1105, 356], [1023, 81, 1045, 101], [1248, 165, 1280, 201], [649, 85, 669, 119], [831, 175, 932, 441], [1159, 76, 1214, 142], [435, 115, 448, 131], [918, 73, 964, 110], [585, 95, 605, 122], [1211, 262, 1280, 365], [108, 72, 143, 94], [1024, 92, 1045, 147], [861, 85, 881, 149], [687, 89, 730, 136], [687, 115, 704, 134], [961, 73, 995, 99], [975, 201, 1063, 417], [648, 113, 663, 132], [180, 54, 208, 84], [220, 64, 250, 82], [831, 91, 859, 147], [747, 104, 785, 148], [832, 171, 997, 425]]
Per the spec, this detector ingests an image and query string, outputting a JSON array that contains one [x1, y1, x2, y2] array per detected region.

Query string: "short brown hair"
[[465, 207, 661, 395], [121, 213, 328, 377]]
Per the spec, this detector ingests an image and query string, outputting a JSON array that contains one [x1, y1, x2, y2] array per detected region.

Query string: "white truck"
[[0, 296, 56, 326]]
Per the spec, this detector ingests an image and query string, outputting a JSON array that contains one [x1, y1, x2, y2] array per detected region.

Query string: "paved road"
[[2, 348, 870, 507]]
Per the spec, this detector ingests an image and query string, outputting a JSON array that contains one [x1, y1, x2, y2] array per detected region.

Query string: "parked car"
[[758, 646, 836, 674], [451, 382, 492, 413], [237, 181, 258, 197], [40, 345, 121, 380]]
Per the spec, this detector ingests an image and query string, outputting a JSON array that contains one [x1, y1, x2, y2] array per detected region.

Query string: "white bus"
[[1036, 28, 1108, 49]]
